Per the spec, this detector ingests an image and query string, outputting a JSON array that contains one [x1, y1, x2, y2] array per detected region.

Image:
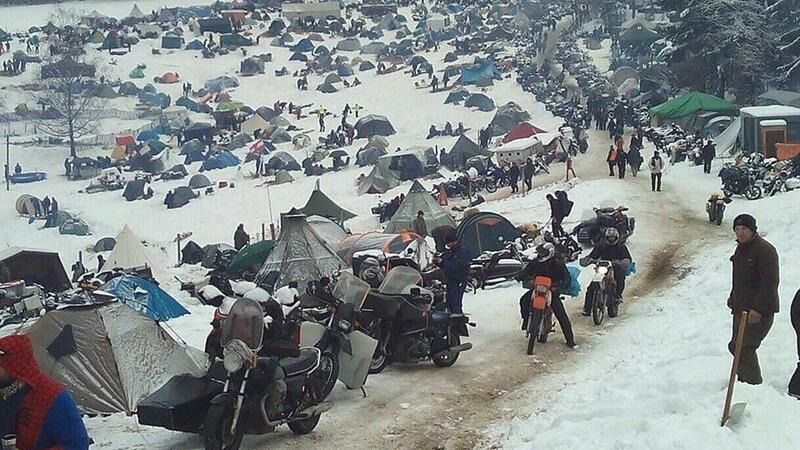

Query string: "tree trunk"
[[68, 118, 76, 157]]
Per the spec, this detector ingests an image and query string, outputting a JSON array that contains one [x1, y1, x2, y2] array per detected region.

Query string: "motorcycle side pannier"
[[137, 374, 223, 432]]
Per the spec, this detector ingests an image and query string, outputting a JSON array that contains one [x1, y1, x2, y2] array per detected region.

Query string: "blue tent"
[[292, 38, 314, 53], [460, 61, 500, 85], [289, 52, 308, 62], [101, 276, 189, 321], [137, 129, 159, 142], [337, 64, 354, 77], [200, 151, 241, 171], [185, 39, 205, 50], [184, 149, 206, 164]]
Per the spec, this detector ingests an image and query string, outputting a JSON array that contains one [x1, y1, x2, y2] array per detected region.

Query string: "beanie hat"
[[733, 214, 757, 233]]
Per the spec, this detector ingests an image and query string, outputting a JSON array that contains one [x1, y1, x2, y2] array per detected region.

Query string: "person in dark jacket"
[[790, 288, 800, 398], [509, 162, 520, 193], [518, 243, 576, 347], [41, 196, 51, 216], [234, 224, 250, 251], [580, 227, 631, 315], [701, 141, 716, 174], [0, 335, 90, 450], [50, 197, 58, 213], [413, 210, 428, 237], [627, 146, 642, 177], [616, 149, 627, 179], [523, 158, 534, 191], [727, 214, 779, 385], [438, 232, 471, 314]]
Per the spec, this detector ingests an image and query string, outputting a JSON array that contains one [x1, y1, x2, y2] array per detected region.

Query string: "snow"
[[739, 105, 800, 118]]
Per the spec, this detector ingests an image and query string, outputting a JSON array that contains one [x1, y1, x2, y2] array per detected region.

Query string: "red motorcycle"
[[525, 275, 554, 355]]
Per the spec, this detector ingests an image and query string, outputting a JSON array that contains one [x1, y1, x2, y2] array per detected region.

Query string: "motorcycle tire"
[[537, 314, 551, 343], [433, 329, 461, 367], [485, 179, 497, 193], [368, 349, 389, 375], [527, 310, 544, 355], [459, 189, 471, 200], [591, 288, 605, 325], [744, 185, 762, 200], [607, 291, 618, 319], [318, 351, 339, 400], [288, 414, 322, 435], [203, 397, 245, 450]]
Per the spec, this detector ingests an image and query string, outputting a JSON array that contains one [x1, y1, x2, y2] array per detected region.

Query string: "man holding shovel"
[[727, 214, 780, 385]]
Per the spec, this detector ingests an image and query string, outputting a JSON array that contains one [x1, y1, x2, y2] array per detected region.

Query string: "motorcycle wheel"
[[467, 276, 481, 293], [485, 179, 497, 193], [433, 328, 461, 367], [318, 351, 339, 400], [527, 310, 544, 355], [591, 288, 605, 325], [744, 185, 762, 200], [607, 290, 618, 318], [537, 312, 551, 343], [722, 188, 734, 198], [288, 414, 322, 435], [203, 397, 244, 450]]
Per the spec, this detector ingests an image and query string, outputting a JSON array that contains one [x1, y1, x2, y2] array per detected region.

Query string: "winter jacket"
[[0, 335, 90, 450], [702, 143, 716, 161], [234, 228, 250, 251], [581, 243, 631, 273], [523, 161, 534, 179], [616, 151, 628, 166], [509, 165, 520, 182], [413, 216, 428, 237], [522, 258, 570, 293], [441, 244, 472, 282], [649, 156, 664, 174], [607, 149, 617, 163], [729, 234, 780, 315], [627, 148, 642, 168]]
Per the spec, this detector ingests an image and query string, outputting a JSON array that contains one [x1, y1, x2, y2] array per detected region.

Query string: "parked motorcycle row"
[[719, 153, 800, 201]]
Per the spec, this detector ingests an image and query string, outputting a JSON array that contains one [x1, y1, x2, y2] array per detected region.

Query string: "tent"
[[502, 122, 547, 143], [188, 173, 212, 188], [128, 67, 145, 80], [359, 60, 375, 71], [456, 211, 519, 256], [0, 248, 70, 292], [180, 241, 203, 265], [465, 93, 495, 111], [274, 170, 294, 184], [299, 189, 356, 224], [240, 57, 265, 75], [355, 114, 396, 139], [336, 64, 354, 77], [307, 215, 348, 248], [100, 276, 189, 321], [22, 302, 206, 414], [100, 33, 122, 50], [166, 186, 198, 208], [384, 181, 456, 234], [267, 151, 300, 171], [361, 41, 388, 55], [649, 92, 738, 127], [335, 232, 428, 267], [88, 30, 105, 44], [128, 4, 145, 18], [59, 219, 90, 236], [94, 237, 116, 252], [161, 35, 184, 49], [448, 135, 488, 168], [292, 38, 315, 53], [255, 209, 345, 290], [227, 240, 276, 274], [357, 146, 436, 194], [199, 17, 232, 34], [185, 39, 205, 50], [204, 75, 239, 93], [15, 194, 43, 217], [183, 122, 214, 142], [445, 89, 470, 105], [122, 179, 148, 201], [356, 146, 387, 166], [324, 73, 342, 84], [105, 225, 152, 271], [200, 151, 240, 172], [756, 90, 800, 108], [44, 211, 73, 229], [255, 106, 279, 121], [337, 37, 361, 51], [242, 114, 272, 136], [289, 52, 309, 62], [270, 128, 292, 144], [157, 72, 180, 84], [489, 102, 532, 136], [619, 23, 660, 46], [460, 61, 500, 85], [220, 33, 253, 48], [316, 82, 338, 94]]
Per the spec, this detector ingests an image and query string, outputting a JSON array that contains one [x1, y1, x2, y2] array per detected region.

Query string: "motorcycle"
[[719, 165, 763, 200], [524, 275, 554, 355], [586, 260, 618, 325], [467, 242, 526, 292], [138, 298, 332, 450], [572, 206, 635, 246], [705, 194, 732, 226], [361, 266, 475, 374]]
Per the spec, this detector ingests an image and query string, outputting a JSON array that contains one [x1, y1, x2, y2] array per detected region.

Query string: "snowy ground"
[[1, 2, 798, 449]]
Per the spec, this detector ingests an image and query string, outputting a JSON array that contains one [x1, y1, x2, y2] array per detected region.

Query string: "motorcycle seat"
[[363, 292, 402, 320], [279, 348, 319, 377]]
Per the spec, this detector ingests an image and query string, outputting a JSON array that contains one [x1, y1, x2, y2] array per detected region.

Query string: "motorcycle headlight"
[[223, 345, 244, 373], [597, 266, 609, 275]]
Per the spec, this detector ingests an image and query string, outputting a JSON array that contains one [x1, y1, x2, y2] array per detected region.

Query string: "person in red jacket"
[[0, 335, 90, 450]]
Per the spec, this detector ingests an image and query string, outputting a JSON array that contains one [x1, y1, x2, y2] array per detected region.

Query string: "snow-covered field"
[[1, 2, 798, 449]]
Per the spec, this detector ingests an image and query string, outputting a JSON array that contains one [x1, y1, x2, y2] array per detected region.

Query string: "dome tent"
[[456, 211, 519, 256], [384, 180, 456, 234]]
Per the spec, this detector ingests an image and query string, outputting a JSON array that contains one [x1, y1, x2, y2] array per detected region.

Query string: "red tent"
[[115, 135, 135, 147], [501, 122, 547, 144]]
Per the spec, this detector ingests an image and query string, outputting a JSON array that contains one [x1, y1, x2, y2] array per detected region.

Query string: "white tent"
[[129, 4, 146, 18], [242, 114, 273, 136], [104, 225, 152, 271]]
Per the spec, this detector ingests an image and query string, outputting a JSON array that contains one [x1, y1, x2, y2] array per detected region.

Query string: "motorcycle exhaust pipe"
[[434, 343, 473, 359]]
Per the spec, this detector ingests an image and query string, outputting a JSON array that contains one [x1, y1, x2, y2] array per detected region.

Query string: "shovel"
[[721, 312, 748, 427]]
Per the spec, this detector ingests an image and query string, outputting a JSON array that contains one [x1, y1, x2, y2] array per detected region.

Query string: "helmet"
[[604, 227, 621, 245], [535, 242, 555, 262]]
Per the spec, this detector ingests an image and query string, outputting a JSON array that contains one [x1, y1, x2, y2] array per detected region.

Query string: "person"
[[727, 214, 779, 385], [607, 117, 616, 140], [549, 190, 572, 237], [616, 148, 627, 179], [444, 122, 453, 136], [14, 163, 21, 174], [50, 197, 58, 213], [318, 113, 325, 132], [649, 151, 664, 192], [0, 335, 91, 450], [606, 145, 617, 176], [431, 75, 438, 92], [427, 124, 439, 139], [438, 232, 471, 314], [509, 162, 521, 193], [579, 227, 631, 315], [518, 243, 576, 348], [41, 196, 51, 216], [234, 223, 250, 250], [627, 145, 642, 177], [413, 210, 428, 237], [64, 158, 71, 179], [523, 158, 534, 191], [702, 141, 716, 174], [97, 254, 105, 272], [0, 262, 10, 283], [790, 288, 800, 398]]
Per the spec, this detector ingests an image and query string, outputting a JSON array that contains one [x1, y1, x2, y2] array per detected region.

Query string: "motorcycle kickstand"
[[361, 386, 368, 398]]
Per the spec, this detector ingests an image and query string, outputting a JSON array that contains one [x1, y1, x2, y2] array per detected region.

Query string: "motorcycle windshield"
[[332, 272, 371, 310], [378, 266, 422, 295], [220, 298, 264, 350]]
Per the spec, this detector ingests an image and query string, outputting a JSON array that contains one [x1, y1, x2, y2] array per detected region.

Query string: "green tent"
[[299, 188, 356, 224], [220, 33, 254, 48], [88, 30, 105, 44], [649, 92, 738, 120], [217, 101, 245, 111], [384, 180, 456, 234], [129, 67, 145, 79], [618, 23, 660, 45], [228, 240, 276, 274], [161, 35, 184, 49]]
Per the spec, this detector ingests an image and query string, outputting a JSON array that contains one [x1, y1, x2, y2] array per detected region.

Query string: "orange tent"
[[501, 122, 547, 144], [161, 72, 180, 84], [115, 135, 134, 146]]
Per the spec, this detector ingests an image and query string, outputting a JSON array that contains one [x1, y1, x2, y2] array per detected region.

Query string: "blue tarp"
[[137, 129, 159, 142], [566, 266, 581, 297], [200, 150, 240, 171], [101, 275, 189, 321], [10, 172, 46, 184], [459, 61, 500, 85]]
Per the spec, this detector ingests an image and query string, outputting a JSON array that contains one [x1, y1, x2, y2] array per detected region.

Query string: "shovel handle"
[[721, 312, 749, 426]]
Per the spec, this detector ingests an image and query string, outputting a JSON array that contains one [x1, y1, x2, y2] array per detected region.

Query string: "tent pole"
[[5, 134, 9, 191]]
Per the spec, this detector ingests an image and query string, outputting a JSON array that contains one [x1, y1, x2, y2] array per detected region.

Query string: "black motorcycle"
[[467, 242, 526, 292], [572, 206, 635, 246], [360, 267, 475, 374], [719, 165, 763, 200]]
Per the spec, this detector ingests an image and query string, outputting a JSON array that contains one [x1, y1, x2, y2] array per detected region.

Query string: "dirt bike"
[[706, 194, 732, 226], [525, 275, 554, 355], [587, 260, 618, 325]]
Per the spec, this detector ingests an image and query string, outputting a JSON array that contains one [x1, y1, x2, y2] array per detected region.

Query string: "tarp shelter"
[[358, 146, 435, 194], [161, 34, 184, 49], [384, 181, 455, 234], [204, 75, 239, 93], [22, 302, 206, 414], [15, 194, 43, 217], [714, 116, 741, 155], [619, 23, 660, 46], [465, 93, 495, 112], [105, 225, 152, 271], [457, 211, 519, 256], [307, 215, 348, 247], [756, 90, 800, 109], [59, 219, 90, 236], [335, 232, 428, 267], [0, 248, 70, 292], [448, 135, 488, 168], [220, 33, 253, 48], [337, 37, 361, 51], [200, 151, 240, 171], [100, 276, 189, 321], [199, 17, 233, 33], [502, 122, 547, 143], [183, 122, 214, 142], [41, 57, 96, 79], [255, 209, 345, 290], [355, 114, 396, 139], [227, 240, 276, 274], [649, 92, 738, 128], [185, 39, 205, 50], [94, 237, 116, 252], [122, 179, 148, 201], [188, 173, 212, 188], [299, 189, 356, 224]]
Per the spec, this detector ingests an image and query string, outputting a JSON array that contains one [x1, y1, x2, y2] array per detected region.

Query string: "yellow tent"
[[111, 146, 127, 160]]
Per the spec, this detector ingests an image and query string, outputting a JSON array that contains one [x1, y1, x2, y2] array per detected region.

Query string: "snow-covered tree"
[[766, 0, 800, 89]]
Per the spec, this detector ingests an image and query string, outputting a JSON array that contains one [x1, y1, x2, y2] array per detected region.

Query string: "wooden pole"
[[261, 223, 266, 242], [176, 234, 181, 266], [721, 312, 749, 426], [5, 134, 9, 191]]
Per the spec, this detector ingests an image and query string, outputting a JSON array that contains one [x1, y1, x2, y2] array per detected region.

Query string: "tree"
[[766, 0, 800, 89], [34, 57, 103, 157]]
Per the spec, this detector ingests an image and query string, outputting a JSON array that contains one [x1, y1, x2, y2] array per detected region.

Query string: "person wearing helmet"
[[579, 227, 632, 315], [437, 231, 471, 314], [518, 242, 576, 348]]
